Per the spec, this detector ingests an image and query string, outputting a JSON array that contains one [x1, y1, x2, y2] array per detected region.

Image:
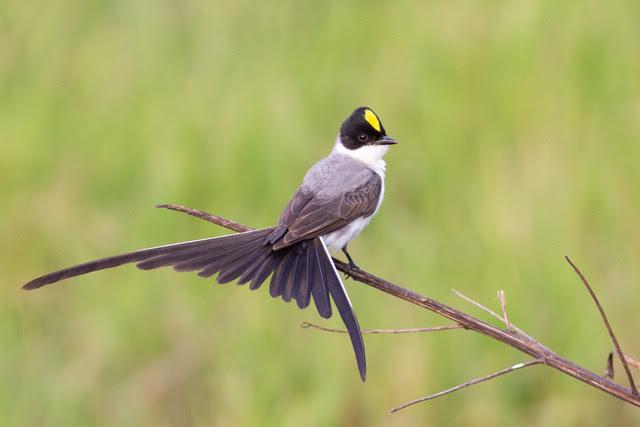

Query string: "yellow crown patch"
[[363, 109, 381, 132]]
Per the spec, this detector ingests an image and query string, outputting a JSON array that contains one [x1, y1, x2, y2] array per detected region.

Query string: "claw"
[[341, 245, 359, 280], [344, 262, 359, 280]]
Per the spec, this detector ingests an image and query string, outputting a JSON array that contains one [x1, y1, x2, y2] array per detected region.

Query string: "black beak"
[[375, 136, 398, 145]]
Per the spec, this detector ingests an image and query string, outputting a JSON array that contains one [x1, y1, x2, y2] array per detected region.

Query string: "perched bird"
[[23, 106, 397, 381]]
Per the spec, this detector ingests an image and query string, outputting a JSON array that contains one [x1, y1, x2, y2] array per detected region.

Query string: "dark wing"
[[270, 172, 382, 250]]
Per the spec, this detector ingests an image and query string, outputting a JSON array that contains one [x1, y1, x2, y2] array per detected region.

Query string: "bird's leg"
[[342, 245, 359, 279]]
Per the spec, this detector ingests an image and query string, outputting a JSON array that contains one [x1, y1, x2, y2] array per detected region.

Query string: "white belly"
[[321, 176, 385, 252], [322, 216, 373, 251]]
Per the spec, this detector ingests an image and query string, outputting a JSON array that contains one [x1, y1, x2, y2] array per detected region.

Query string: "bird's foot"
[[344, 261, 359, 280], [341, 246, 359, 280]]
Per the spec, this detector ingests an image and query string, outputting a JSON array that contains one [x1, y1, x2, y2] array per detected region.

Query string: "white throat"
[[331, 135, 387, 177]]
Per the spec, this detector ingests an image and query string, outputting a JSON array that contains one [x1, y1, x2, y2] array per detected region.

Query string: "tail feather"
[[237, 249, 272, 285], [22, 226, 367, 381], [21, 233, 266, 290], [216, 238, 271, 283], [310, 243, 332, 319], [135, 235, 252, 270], [284, 247, 304, 302], [282, 247, 302, 302], [216, 255, 259, 283], [295, 247, 313, 309], [200, 237, 268, 280], [315, 238, 366, 382], [249, 251, 282, 291], [171, 232, 268, 273], [270, 249, 295, 297]]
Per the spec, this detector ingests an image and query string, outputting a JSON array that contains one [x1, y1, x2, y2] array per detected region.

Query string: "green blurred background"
[[2, 0, 640, 425]]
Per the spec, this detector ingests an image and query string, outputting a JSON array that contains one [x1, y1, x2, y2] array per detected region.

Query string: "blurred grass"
[[2, 0, 640, 425]]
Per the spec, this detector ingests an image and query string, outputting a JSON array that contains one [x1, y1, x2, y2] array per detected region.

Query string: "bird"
[[22, 106, 397, 381]]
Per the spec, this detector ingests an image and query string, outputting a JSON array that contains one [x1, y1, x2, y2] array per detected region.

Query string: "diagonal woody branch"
[[158, 204, 640, 408], [565, 256, 638, 395]]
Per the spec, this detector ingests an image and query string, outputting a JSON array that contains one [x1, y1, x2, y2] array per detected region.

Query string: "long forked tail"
[[22, 229, 366, 380]]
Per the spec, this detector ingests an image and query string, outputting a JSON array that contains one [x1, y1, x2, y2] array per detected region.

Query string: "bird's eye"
[[358, 134, 368, 142]]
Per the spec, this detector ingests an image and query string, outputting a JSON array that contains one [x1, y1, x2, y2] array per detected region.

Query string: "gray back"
[[302, 154, 375, 199]]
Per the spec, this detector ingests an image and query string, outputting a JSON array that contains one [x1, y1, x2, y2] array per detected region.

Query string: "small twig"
[[452, 289, 551, 352], [157, 204, 252, 233], [391, 359, 542, 413], [605, 352, 615, 379], [498, 290, 513, 332], [565, 256, 638, 395], [301, 322, 463, 334], [452, 288, 504, 323], [623, 354, 640, 371]]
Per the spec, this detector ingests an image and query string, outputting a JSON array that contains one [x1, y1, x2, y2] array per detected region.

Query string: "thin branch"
[[301, 322, 463, 334], [390, 359, 542, 413], [452, 289, 551, 352], [498, 290, 513, 332], [453, 288, 504, 323], [157, 204, 251, 233], [623, 354, 640, 371], [157, 204, 640, 408], [565, 256, 638, 395]]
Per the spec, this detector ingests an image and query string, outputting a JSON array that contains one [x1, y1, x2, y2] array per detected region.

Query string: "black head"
[[339, 106, 397, 150]]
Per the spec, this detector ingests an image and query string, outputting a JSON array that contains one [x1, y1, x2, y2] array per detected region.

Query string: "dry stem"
[[498, 290, 513, 332], [391, 359, 542, 413], [623, 354, 640, 371], [301, 322, 463, 334], [565, 256, 638, 395]]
